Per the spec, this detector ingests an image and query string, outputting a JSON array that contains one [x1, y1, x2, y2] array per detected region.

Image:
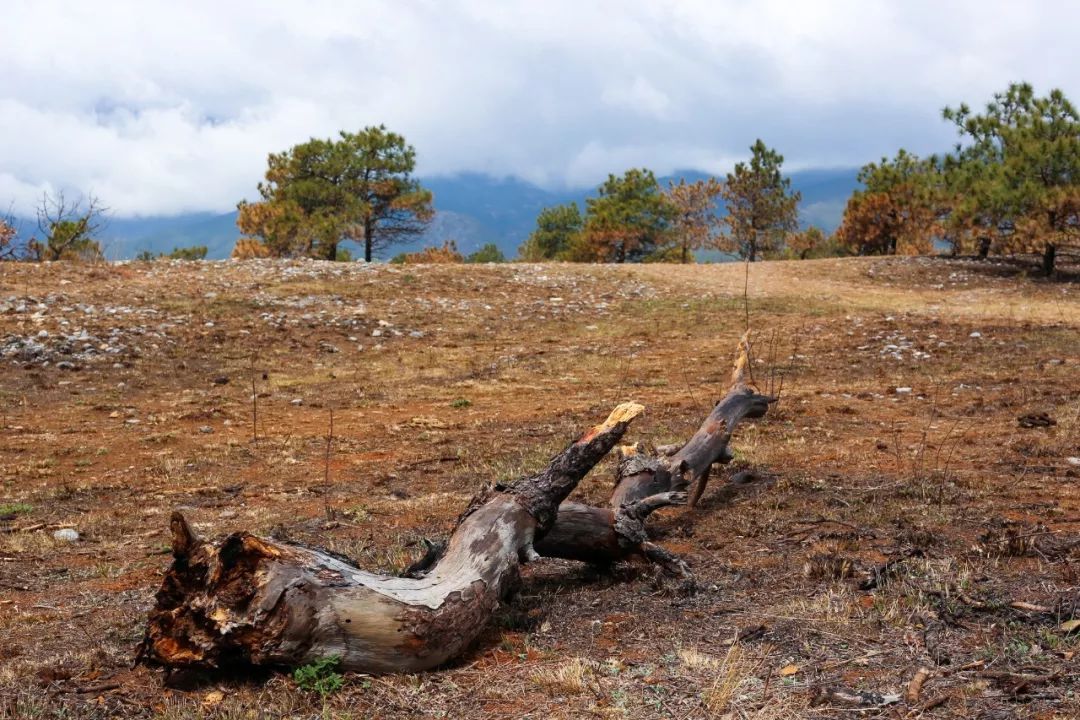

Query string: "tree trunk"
[[977, 236, 991, 259], [139, 338, 773, 675], [608, 332, 773, 509], [364, 219, 374, 263], [1041, 242, 1056, 276]]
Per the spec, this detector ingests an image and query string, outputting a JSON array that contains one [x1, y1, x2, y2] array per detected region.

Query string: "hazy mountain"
[[61, 168, 860, 260]]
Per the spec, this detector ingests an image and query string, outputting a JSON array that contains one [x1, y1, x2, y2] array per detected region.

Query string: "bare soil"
[[1, 256, 1077, 719]]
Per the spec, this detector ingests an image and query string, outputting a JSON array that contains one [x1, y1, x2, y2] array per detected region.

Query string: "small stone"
[[53, 528, 79, 542], [969, 331, 982, 338], [590, 619, 602, 635], [895, 387, 913, 395], [56, 361, 76, 371], [199, 425, 213, 434], [219, 510, 238, 519], [290, 398, 304, 406], [212, 376, 230, 385]]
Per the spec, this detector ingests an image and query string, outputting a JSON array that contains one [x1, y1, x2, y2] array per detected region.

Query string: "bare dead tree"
[[139, 335, 775, 674], [32, 191, 108, 261]]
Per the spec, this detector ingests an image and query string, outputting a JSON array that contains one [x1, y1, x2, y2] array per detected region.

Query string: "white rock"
[[969, 331, 982, 338], [895, 387, 913, 394], [53, 528, 79, 542]]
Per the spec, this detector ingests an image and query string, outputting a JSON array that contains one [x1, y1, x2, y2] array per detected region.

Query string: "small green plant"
[[450, 398, 472, 409], [0, 502, 32, 516], [465, 243, 506, 263], [347, 505, 371, 523], [168, 245, 208, 261], [293, 655, 344, 697]]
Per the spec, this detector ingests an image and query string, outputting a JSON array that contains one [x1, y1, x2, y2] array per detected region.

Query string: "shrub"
[[465, 243, 506, 263], [392, 240, 464, 264], [168, 245, 208, 261]]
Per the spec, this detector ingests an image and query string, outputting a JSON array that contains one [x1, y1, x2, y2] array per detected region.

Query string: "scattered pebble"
[[53, 528, 79, 542]]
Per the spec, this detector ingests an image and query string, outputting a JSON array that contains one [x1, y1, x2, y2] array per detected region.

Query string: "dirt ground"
[[1, 256, 1077, 719]]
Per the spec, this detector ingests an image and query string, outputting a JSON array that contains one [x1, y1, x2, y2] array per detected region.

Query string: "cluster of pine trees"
[[519, 140, 809, 264], [837, 82, 1079, 274]]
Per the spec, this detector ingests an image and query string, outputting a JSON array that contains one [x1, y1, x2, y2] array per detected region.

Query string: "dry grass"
[[0, 255, 1077, 719], [532, 657, 595, 695], [701, 645, 752, 716]]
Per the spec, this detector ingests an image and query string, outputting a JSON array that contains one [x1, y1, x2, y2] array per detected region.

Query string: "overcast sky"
[[2, 1, 1077, 217]]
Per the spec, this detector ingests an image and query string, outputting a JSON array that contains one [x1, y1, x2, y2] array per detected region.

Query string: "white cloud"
[[1, 0, 1077, 215]]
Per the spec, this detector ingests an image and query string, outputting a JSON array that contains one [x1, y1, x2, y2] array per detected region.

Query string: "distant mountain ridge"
[[30, 168, 861, 260]]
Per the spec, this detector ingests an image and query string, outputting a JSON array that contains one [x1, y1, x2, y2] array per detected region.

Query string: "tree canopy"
[[942, 82, 1080, 274], [719, 140, 801, 261], [665, 177, 724, 263], [569, 169, 675, 263], [237, 125, 434, 262], [836, 150, 939, 256], [519, 202, 583, 261], [836, 83, 1080, 274]]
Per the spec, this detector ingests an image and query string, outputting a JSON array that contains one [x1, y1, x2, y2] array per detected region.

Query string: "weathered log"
[[534, 492, 691, 577], [610, 332, 775, 508], [139, 335, 774, 674], [139, 403, 644, 673]]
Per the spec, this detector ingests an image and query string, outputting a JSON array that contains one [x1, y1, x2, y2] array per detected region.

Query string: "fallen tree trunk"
[[610, 332, 773, 508], [139, 336, 774, 674]]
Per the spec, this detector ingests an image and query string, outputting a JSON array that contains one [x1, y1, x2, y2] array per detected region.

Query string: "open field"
[[1, 256, 1078, 719]]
